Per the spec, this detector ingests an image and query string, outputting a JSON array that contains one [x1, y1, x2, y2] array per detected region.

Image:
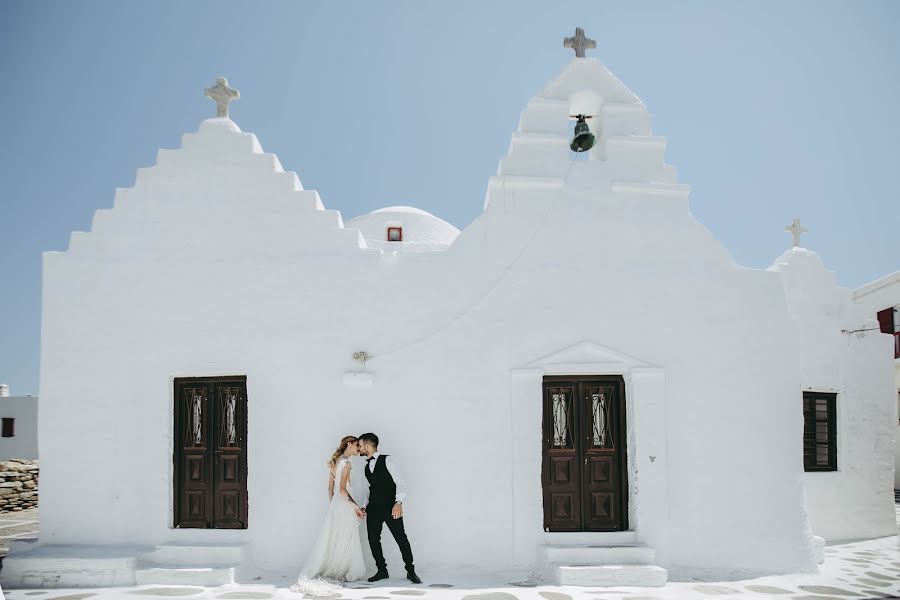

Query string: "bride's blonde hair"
[[327, 435, 358, 474]]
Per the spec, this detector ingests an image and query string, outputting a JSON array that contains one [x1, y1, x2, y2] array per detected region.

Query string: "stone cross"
[[564, 27, 597, 58], [785, 218, 808, 248], [205, 77, 240, 118]]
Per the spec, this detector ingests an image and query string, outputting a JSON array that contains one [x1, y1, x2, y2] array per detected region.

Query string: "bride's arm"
[[328, 470, 335, 501]]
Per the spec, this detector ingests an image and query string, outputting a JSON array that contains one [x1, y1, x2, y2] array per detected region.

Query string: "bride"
[[291, 435, 367, 596]]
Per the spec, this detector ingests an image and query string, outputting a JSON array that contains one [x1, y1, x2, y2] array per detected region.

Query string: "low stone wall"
[[0, 459, 38, 512]]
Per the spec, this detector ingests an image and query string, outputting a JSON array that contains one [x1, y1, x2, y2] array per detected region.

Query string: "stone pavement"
[[1, 507, 899, 600], [0, 508, 37, 560]]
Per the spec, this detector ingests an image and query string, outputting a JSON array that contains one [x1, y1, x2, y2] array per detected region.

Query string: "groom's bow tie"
[[366, 457, 374, 463]]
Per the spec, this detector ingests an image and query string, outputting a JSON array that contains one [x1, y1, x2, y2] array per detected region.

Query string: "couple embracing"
[[292, 433, 420, 596]]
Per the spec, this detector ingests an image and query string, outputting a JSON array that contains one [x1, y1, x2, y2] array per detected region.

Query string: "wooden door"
[[580, 380, 626, 531], [542, 376, 627, 532], [542, 382, 581, 531], [174, 376, 248, 528]]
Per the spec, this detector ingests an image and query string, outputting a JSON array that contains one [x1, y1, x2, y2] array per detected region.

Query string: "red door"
[[542, 376, 628, 532]]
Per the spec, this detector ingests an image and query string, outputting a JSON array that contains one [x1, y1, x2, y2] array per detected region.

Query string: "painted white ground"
[[4, 505, 900, 600]]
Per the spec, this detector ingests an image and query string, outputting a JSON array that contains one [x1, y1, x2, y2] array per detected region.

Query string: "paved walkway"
[[0, 509, 37, 560], [1, 508, 899, 600]]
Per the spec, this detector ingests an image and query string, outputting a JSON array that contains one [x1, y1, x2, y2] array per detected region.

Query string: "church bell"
[[569, 115, 595, 153]]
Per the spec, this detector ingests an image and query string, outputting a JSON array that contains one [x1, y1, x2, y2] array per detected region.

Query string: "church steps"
[[541, 544, 655, 565], [138, 543, 244, 565], [539, 543, 667, 587], [555, 564, 668, 587], [132, 543, 243, 586], [0, 545, 142, 588]]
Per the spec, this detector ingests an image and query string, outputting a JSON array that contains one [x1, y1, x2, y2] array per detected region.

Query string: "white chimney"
[[0, 384, 8, 398]]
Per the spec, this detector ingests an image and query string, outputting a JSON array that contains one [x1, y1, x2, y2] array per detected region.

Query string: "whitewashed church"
[[3, 29, 897, 589]]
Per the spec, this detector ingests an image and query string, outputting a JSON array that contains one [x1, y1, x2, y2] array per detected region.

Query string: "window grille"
[[803, 391, 836, 472]]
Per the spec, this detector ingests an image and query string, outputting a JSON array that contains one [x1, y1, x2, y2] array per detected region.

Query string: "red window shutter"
[[877, 308, 895, 334]]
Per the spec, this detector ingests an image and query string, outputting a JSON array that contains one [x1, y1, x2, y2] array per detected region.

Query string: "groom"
[[358, 432, 421, 584]]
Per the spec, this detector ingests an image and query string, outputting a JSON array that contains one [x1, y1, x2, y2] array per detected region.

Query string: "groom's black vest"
[[365, 454, 396, 508]]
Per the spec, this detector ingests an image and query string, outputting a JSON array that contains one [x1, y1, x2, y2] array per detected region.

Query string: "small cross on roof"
[[205, 77, 240, 118], [785, 218, 808, 248], [564, 27, 597, 58]]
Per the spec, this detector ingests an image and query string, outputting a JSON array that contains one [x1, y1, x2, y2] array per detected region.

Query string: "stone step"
[[555, 564, 668, 587], [139, 543, 244, 566], [134, 565, 235, 586], [542, 544, 655, 565], [0, 545, 139, 588]]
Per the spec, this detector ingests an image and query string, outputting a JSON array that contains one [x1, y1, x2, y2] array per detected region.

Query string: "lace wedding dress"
[[291, 458, 366, 596]]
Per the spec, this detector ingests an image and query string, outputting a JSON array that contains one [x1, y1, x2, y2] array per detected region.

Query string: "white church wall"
[[853, 271, 900, 488], [30, 57, 824, 585], [770, 249, 897, 542]]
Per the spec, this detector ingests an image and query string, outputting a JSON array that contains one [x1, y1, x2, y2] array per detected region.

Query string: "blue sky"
[[1, 1, 898, 395]]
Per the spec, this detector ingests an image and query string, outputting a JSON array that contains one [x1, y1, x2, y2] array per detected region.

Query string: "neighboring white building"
[[2, 32, 895, 589], [770, 250, 896, 542], [852, 270, 900, 487], [0, 385, 38, 462]]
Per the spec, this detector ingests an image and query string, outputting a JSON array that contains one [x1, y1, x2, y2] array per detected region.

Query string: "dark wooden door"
[[174, 376, 248, 529], [542, 376, 627, 532]]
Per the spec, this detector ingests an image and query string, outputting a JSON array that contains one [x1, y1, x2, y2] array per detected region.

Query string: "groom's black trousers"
[[366, 503, 414, 572]]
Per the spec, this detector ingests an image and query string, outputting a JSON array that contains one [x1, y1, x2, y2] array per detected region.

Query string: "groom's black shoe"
[[406, 569, 422, 584], [368, 570, 389, 583]]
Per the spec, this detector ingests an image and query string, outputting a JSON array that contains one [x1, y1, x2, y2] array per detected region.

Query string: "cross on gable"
[[564, 27, 597, 58], [205, 77, 240, 118], [785, 218, 808, 248]]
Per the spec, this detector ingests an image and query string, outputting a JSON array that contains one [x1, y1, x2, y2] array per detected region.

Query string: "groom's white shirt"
[[363, 451, 407, 507]]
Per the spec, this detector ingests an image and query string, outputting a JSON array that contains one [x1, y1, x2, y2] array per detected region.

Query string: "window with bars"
[[803, 392, 836, 472], [1, 418, 14, 438]]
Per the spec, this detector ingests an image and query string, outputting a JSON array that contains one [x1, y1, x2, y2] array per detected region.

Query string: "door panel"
[[212, 382, 247, 528], [542, 384, 581, 531], [581, 381, 626, 531], [175, 383, 212, 528]]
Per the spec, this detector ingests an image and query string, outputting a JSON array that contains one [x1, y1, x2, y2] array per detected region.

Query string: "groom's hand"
[[392, 503, 403, 519]]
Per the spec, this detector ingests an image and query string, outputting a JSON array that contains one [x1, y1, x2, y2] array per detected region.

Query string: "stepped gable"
[[486, 56, 682, 211], [52, 116, 365, 262]]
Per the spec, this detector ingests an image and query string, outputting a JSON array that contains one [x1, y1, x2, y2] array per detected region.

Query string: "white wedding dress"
[[291, 458, 366, 596]]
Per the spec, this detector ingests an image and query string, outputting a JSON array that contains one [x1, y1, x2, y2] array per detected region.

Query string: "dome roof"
[[345, 206, 460, 251]]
